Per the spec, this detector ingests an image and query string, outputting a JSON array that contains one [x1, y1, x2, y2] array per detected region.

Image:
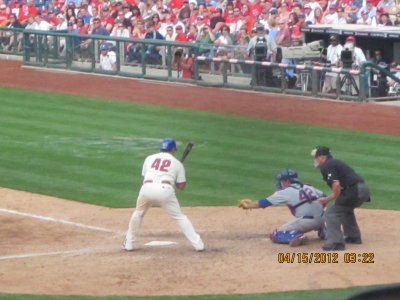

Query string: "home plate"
[[145, 241, 177, 247]]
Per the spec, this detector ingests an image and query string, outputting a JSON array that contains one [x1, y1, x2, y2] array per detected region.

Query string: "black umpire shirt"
[[320, 157, 364, 189]]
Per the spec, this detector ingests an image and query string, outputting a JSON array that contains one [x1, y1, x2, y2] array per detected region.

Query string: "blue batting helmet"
[[160, 138, 176, 151]]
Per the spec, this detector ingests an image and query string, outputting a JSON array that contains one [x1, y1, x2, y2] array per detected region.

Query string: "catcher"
[[238, 169, 327, 246]]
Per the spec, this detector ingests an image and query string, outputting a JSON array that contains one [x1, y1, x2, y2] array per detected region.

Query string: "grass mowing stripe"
[[0, 87, 399, 209]]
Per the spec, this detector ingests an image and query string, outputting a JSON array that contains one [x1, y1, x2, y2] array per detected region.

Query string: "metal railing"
[[1, 27, 399, 101]]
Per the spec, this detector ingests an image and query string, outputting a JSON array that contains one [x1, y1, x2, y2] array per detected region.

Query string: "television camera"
[[253, 36, 268, 62], [340, 42, 355, 69], [280, 40, 324, 62]]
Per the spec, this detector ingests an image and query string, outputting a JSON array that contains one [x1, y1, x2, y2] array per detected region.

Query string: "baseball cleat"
[[121, 239, 137, 251], [289, 235, 308, 247]]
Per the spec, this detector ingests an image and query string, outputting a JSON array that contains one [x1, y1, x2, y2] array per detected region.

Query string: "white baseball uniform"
[[124, 151, 204, 251]]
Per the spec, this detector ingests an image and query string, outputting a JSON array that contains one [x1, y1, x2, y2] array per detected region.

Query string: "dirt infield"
[[1, 188, 400, 296], [1, 60, 400, 296]]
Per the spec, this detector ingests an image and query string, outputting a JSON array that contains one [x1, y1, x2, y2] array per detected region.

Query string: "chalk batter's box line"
[[0, 208, 121, 234]]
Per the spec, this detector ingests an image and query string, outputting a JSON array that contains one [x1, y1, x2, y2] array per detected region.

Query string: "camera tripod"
[[340, 72, 359, 96]]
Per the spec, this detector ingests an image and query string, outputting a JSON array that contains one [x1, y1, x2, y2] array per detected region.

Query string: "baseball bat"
[[180, 142, 194, 163]]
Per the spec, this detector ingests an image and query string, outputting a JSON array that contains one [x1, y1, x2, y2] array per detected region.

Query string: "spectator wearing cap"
[[323, 4, 339, 24], [303, 4, 315, 24], [357, 0, 376, 19], [356, 9, 372, 24], [209, 7, 224, 30], [296, 12, 307, 29], [322, 34, 343, 93], [174, 24, 187, 41], [55, 13, 68, 30], [99, 6, 114, 32], [99, 43, 117, 70], [246, 23, 277, 61], [378, 12, 393, 25]]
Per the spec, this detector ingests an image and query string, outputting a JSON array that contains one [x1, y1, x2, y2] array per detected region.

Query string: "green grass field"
[[0, 87, 398, 209], [0, 86, 399, 300]]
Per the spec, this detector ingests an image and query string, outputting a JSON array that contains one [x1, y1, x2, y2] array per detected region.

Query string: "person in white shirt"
[[34, 14, 52, 30], [323, 4, 339, 24], [122, 138, 205, 252], [99, 43, 116, 71], [322, 34, 343, 93]]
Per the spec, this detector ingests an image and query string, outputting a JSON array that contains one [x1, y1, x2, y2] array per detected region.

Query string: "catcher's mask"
[[160, 138, 176, 151], [275, 169, 302, 189]]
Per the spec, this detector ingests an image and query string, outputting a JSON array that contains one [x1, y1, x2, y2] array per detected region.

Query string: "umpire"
[[311, 146, 370, 251]]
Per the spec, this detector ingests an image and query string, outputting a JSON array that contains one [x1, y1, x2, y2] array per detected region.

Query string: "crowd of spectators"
[[0, 0, 399, 53], [0, 0, 399, 88]]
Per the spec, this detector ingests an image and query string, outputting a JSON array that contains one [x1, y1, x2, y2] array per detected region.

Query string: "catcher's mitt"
[[238, 199, 253, 209]]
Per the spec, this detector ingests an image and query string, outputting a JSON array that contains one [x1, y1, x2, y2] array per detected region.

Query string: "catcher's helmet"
[[160, 138, 176, 151], [276, 169, 302, 184]]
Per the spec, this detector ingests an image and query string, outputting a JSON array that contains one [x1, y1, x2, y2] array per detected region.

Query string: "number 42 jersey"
[[267, 183, 325, 218], [142, 152, 186, 186]]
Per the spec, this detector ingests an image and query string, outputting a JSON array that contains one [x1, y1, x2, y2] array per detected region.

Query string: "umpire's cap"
[[311, 146, 331, 157], [276, 169, 302, 184], [160, 138, 176, 151]]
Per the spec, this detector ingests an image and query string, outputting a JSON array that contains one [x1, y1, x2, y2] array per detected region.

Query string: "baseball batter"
[[238, 169, 327, 246], [122, 138, 205, 252]]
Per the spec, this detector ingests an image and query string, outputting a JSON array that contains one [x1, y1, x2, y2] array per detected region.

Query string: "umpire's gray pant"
[[325, 183, 370, 245]]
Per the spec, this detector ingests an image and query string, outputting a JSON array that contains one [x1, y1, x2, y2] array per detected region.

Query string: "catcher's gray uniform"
[[263, 183, 325, 234]]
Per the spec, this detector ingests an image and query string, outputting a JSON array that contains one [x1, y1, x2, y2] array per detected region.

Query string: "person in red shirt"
[[99, 6, 114, 31], [174, 24, 187, 41], [169, 0, 183, 11], [18, 0, 37, 23], [0, 4, 9, 26], [173, 48, 193, 78]]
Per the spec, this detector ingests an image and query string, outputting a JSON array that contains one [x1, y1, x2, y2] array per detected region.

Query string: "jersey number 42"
[[151, 159, 171, 172]]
